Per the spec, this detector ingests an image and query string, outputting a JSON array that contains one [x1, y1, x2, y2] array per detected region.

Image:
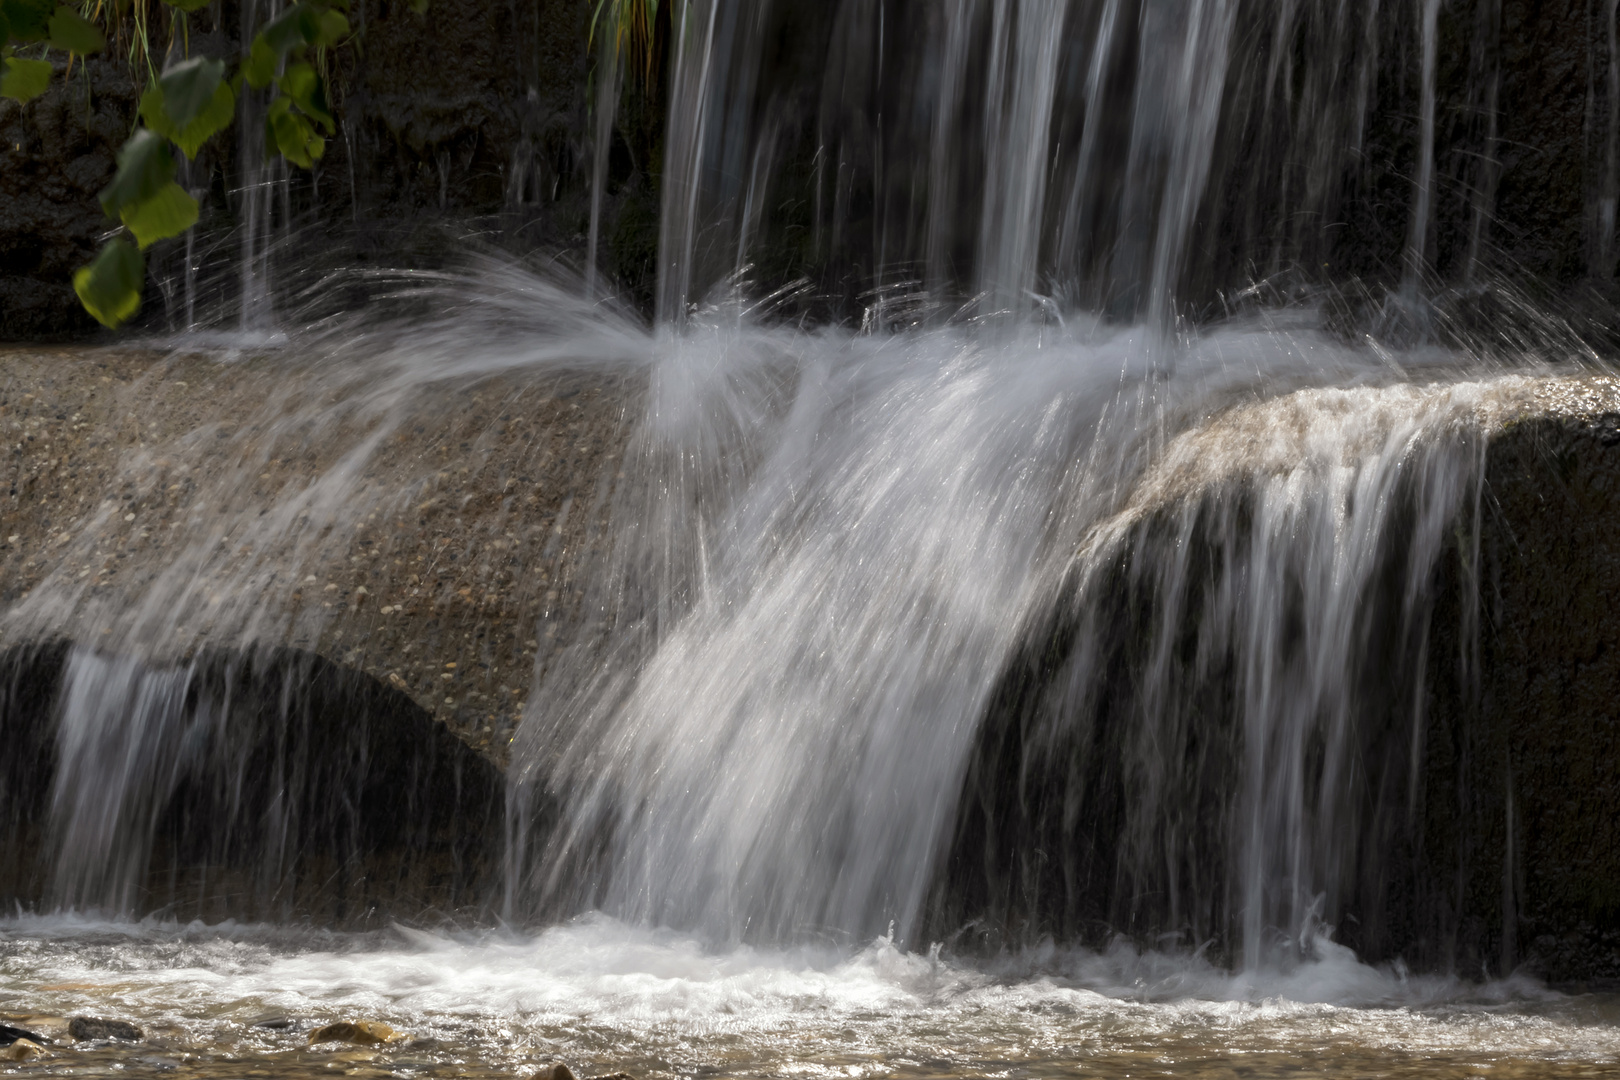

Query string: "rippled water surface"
[[2, 915, 1617, 1078]]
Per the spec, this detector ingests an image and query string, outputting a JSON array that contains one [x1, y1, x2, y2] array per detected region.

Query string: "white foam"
[[1, 913, 1613, 1071]]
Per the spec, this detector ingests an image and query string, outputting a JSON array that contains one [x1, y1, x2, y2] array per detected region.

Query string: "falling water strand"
[[926, 0, 975, 296], [587, 29, 623, 300], [1600, 0, 1620, 277], [977, 0, 1070, 314], [49, 650, 198, 914], [1403, 0, 1442, 296], [1149, 0, 1239, 325], [655, 0, 719, 323], [237, 0, 278, 333], [1052, 0, 1124, 288]]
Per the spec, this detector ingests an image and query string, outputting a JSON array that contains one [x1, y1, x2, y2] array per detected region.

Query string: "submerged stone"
[[0, 1024, 43, 1046], [68, 1016, 142, 1041], [0, 1038, 46, 1061], [309, 1020, 404, 1046]]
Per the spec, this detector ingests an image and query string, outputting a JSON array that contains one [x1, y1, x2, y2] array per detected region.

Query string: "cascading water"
[[653, 0, 1471, 323], [500, 0, 1588, 968], [48, 650, 199, 913], [4, 2, 1620, 1074]]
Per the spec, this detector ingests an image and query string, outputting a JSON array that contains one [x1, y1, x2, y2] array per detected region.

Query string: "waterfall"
[[48, 650, 199, 913], [939, 375, 1509, 965], [512, 0, 1602, 963], [647, 0, 1463, 322], [506, 285, 1558, 957], [7, 0, 1613, 982]]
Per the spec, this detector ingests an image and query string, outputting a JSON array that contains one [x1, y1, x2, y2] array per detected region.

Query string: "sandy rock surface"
[[0, 345, 629, 764]]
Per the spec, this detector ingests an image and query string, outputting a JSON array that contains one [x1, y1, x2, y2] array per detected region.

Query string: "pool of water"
[[1, 914, 1617, 1078]]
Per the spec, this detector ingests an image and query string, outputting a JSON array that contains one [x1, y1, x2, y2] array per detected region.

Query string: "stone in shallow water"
[[534, 1065, 576, 1080], [68, 1016, 142, 1041], [0, 1039, 45, 1061], [308, 1020, 403, 1045], [0, 1024, 43, 1046]]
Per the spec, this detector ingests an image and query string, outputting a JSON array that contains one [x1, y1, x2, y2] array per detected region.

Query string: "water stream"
[[4, 913, 1620, 1079], [3, 0, 1620, 1075]]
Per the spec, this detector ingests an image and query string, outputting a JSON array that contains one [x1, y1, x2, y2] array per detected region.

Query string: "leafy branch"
[[2, 0, 106, 103], [2, 0, 425, 328]]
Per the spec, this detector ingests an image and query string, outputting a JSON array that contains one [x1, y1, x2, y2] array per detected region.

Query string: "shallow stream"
[[2, 915, 1617, 1078]]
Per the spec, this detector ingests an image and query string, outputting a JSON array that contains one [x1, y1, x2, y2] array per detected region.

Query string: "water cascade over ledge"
[[2, 15, 1620, 1078]]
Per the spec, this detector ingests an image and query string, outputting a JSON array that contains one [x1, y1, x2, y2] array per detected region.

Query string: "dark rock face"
[[0, 642, 504, 924], [1459, 411, 1620, 982], [0, 0, 664, 338], [933, 409, 1620, 984], [0, 58, 138, 340]]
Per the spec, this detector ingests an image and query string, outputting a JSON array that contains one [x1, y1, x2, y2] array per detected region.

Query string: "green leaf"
[[99, 128, 177, 216], [315, 8, 348, 46], [266, 94, 323, 168], [243, 33, 276, 88], [0, 0, 52, 41], [73, 237, 144, 328], [139, 77, 234, 158], [160, 0, 215, 11], [157, 55, 224, 128], [119, 180, 198, 247], [47, 5, 102, 53], [280, 61, 330, 130], [259, 3, 315, 55], [0, 56, 50, 102]]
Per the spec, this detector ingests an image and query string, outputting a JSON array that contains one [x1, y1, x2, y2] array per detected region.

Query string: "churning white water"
[[502, 295, 1608, 967], [2, 912, 1617, 1079]]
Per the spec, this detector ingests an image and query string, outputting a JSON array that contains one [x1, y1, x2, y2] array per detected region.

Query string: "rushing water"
[[5, 0, 1620, 1075], [3, 914, 1619, 1079], [506, 308, 1555, 960]]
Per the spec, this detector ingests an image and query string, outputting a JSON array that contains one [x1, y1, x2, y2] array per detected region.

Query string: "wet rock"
[[250, 1014, 292, 1030], [0, 1024, 43, 1046], [308, 1020, 404, 1045], [534, 1064, 576, 1080], [585, 1073, 637, 1080], [0, 1038, 45, 1061], [68, 1016, 143, 1041], [4, 1016, 69, 1042]]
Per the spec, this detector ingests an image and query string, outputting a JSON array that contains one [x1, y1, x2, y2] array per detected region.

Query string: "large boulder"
[[934, 382, 1620, 984]]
